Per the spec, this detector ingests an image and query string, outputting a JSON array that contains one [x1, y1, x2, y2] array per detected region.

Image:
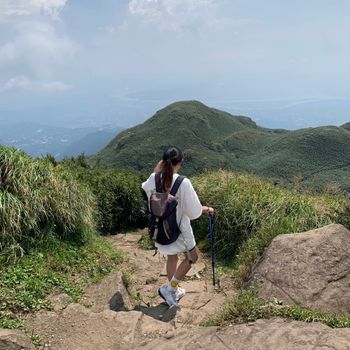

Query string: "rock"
[[27, 304, 145, 350], [0, 329, 34, 350], [186, 262, 206, 277], [83, 271, 132, 312], [145, 277, 158, 285], [215, 318, 350, 350], [163, 330, 175, 339], [48, 293, 73, 312], [250, 223, 350, 314], [113, 234, 143, 245], [144, 318, 350, 350], [26, 304, 173, 350]]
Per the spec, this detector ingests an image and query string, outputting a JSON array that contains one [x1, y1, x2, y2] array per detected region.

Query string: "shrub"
[[192, 170, 350, 280], [59, 158, 148, 233], [0, 146, 96, 259]]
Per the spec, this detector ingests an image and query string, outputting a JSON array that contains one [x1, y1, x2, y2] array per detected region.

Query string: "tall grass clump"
[[0, 146, 96, 259], [59, 156, 148, 233], [204, 288, 350, 329], [192, 170, 350, 281]]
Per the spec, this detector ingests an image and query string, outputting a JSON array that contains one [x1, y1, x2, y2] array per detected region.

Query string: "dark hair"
[[159, 146, 183, 192]]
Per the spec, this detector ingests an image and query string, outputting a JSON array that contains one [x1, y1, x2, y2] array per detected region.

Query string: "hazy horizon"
[[1, 1, 350, 130]]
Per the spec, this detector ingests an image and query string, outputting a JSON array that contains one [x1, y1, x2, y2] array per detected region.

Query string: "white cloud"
[[0, 0, 67, 20], [0, 75, 72, 92], [0, 21, 77, 76], [128, 0, 213, 31]]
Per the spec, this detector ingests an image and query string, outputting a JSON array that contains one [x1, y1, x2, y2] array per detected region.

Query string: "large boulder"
[[0, 329, 34, 350], [250, 223, 350, 314], [82, 271, 132, 312]]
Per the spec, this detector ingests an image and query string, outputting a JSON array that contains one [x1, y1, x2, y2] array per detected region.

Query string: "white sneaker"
[[158, 285, 179, 307], [176, 287, 186, 301]]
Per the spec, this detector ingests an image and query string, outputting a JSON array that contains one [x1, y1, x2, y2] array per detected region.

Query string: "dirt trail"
[[24, 232, 350, 350], [110, 232, 236, 326], [25, 232, 236, 349]]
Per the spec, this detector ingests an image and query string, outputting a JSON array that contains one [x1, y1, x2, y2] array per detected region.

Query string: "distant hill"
[[93, 100, 350, 191]]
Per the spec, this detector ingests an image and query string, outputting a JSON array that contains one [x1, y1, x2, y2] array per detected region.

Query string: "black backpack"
[[148, 172, 185, 245]]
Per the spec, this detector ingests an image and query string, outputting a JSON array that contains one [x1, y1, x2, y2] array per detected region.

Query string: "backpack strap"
[[155, 172, 162, 193], [170, 175, 186, 196]]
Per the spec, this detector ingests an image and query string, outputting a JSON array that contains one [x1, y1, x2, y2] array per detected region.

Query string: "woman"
[[142, 146, 214, 307]]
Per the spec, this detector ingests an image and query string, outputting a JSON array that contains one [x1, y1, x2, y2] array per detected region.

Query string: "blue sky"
[[1, 0, 350, 129]]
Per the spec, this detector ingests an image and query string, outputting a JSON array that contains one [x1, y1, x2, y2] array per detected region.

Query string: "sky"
[[1, 0, 350, 129]]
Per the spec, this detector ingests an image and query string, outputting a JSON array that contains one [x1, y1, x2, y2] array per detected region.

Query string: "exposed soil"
[[24, 231, 236, 349], [21, 231, 350, 350]]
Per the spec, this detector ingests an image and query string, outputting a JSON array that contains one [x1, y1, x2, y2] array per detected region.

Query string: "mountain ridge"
[[93, 100, 350, 191]]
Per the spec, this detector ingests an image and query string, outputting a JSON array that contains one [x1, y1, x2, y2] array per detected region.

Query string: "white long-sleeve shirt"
[[142, 173, 203, 254]]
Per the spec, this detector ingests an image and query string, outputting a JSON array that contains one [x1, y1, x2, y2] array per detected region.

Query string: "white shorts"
[[155, 232, 196, 255]]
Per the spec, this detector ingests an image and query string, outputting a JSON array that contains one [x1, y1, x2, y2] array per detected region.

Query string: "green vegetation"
[[0, 147, 147, 261], [0, 234, 123, 329], [137, 231, 154, 250], [4, 113, 350, 338], [121, 268, 135, 290], [59, 156, 148, 233], [204, 289, 350, 329], [92, 100, 274, 175], [252, 126, 350, 191], [0, 146, 145, 334], [192, 170, 350, 281], [0, 146, 96, 260], [92, 100, 350, 192]]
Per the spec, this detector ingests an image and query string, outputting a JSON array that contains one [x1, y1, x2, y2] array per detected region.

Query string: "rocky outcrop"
[[144, 318, 350, 350], [0, 329, 34, 350], [82, 271, 132, 312], [251, 223, 350, 314], [26, 304, 173, 350]]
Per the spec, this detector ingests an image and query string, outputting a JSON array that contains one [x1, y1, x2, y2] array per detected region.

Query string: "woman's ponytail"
[[156, 146, 183, 192], [161, 159, 173, 192]]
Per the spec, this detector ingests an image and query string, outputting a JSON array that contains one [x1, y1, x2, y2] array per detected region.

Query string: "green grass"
[[0, 146, 96, 259], [204, 289, 350, 329], [192, 170, 350, 282], [90, 100, 350, 192], [137, 232, 154, 250], [0, 234, 124, 329], [58, 157, 148, 233], [121, 268, 135, 290]]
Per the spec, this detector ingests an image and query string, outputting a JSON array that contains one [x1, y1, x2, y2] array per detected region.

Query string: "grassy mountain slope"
[[94, 101, 279, 174], [248, 126, 350, 190], [93, 100, 350, 191]]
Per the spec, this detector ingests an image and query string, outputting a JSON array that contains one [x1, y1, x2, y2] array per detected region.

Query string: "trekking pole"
[[209, 213, 216, 287]]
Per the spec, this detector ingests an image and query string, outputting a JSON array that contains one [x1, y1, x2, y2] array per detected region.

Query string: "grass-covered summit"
[[94, 100, 280, 174], [94, 100, 350, 191]]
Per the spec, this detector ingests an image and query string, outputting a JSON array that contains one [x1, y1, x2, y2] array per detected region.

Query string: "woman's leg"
[[174, 247, 199, 281], [167, 254, 179, 281]]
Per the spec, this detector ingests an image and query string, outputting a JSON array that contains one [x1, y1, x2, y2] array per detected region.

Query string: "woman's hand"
[[202, 206, 214, 214], [153, 160, 163, 172]]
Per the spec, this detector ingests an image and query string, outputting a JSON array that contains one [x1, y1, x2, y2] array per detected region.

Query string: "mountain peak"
[[94, 100, 263, 174]]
